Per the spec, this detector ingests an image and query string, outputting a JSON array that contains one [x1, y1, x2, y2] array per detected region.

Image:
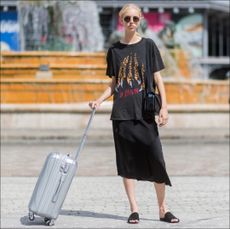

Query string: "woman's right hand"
[[89, 100, 100, 110]]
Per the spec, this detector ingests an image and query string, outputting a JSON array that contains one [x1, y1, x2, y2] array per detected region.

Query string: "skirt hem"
[[118, 174, 172, 186]]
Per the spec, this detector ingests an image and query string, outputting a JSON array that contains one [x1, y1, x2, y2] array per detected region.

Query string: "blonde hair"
[[119, 3, 142, 37], [119, 3, 142, 19]]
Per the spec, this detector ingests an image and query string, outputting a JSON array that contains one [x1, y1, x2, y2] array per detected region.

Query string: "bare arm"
[[154, 72, 167, 109], [89, 76, 116, 109], [153, 72, 169, 126]]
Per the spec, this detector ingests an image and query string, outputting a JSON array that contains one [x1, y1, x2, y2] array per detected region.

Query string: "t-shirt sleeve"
[[151, 41, 165, 73], [106, 48, 115, 77]]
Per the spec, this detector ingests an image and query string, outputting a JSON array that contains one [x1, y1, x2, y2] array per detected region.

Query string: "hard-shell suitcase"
[[28, 109, 95, 226]]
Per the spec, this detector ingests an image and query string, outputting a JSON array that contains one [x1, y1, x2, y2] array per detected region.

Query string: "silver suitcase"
[[28, 109, 95, 226]]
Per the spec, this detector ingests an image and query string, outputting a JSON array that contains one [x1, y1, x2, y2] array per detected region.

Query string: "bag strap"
[[145, 40, 156, 94], [73, 108, 96, 161], [145, 70, 153, 94]]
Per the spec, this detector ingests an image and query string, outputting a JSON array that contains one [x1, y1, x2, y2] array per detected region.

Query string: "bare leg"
[[154, 182, 168, 217], [123, 178, 139, 223], [123, 178, 138, 213], [154, 182, 179, 223]]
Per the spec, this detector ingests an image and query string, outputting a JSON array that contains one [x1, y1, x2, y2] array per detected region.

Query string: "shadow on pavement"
[[60, 210, 156, 222], [19, 210, 128, 227], [60, 209, 127, 221], [20, 215, 46, 226]]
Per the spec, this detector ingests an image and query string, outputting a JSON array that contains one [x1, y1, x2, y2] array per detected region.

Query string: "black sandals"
[[127, 212, 139, 224], [160, 211, 180, 223], [127, 211, 179, 224]]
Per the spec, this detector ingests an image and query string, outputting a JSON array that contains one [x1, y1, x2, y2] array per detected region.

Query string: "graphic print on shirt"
[[115, 52, 145, 99]]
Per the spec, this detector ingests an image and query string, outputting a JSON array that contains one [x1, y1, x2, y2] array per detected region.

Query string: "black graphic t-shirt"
[[106, 37, 165, 120]]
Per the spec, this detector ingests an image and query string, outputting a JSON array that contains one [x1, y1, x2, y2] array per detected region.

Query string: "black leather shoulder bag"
[[143, 76, 162, 116]]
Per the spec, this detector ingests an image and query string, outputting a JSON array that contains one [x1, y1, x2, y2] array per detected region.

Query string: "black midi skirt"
[[112, 119, 172, 186]]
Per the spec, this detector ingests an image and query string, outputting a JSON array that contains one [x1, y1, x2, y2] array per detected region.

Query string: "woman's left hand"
[[158, 107, 169, 127]]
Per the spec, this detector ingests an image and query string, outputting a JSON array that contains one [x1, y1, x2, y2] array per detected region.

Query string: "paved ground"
[[1, 133, 229, 228], [1, 138, 229, 177], [1, 176, 229, 228]]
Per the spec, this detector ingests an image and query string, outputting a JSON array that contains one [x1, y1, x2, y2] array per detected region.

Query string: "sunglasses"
[[123, 16, 140, 23]]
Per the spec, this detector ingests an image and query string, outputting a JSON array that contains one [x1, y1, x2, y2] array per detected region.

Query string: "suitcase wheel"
[[44, 218, 55, 226], [28, 212, 35, 221]]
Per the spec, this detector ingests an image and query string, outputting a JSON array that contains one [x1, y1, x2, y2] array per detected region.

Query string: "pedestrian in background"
[[89, 3, 179, 224]]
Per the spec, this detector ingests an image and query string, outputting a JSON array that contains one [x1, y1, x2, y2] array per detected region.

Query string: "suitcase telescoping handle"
[[73, 108, 96, 161]]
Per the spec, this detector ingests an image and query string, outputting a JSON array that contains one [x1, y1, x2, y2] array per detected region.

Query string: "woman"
[[89, 3, 179, 224]]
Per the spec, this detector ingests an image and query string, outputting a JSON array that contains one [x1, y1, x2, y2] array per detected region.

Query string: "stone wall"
[[1, 78, 229, 104], [1, 103, 229, 141]]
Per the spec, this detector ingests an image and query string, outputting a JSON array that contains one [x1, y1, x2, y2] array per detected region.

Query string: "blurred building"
[[0, 0, 19, 51], [0, 0, 229, 79], [96, 0, 230, 80]]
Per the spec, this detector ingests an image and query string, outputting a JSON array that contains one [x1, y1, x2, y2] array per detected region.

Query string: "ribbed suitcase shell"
[[28, 109, 95, 225], [28, 152, 77, 220]]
